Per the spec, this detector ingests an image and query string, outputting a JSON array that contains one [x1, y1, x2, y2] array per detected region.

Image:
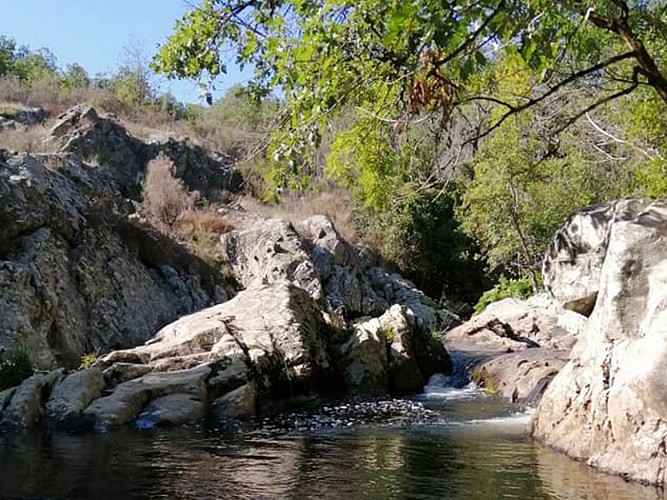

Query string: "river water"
[[0, 375, 663, 499]]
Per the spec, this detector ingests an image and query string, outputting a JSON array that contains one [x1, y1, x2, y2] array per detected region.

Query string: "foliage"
[[79, 353, 99, 369], [377, 323, 395, 343], [0, 346, 33, 391], [473, 275, 535, 315], [154, 0, 667, 195]]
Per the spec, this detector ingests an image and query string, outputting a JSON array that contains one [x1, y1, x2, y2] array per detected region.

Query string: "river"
[[0, 374, 662, 499]]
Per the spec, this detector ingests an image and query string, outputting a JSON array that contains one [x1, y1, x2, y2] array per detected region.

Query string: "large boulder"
[[542, 198, 650, 315], [86, 281, 336, 427], [337, 304, 451, 395], [218, 219, 323, 301], [531, 199, 667, 486], [0, 370, 62, 429], [45, 368, 105, 422], [445, 297, 580, 354]]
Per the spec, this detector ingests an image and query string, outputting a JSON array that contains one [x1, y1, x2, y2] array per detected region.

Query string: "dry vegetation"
[[140, 153, 235, 264], [0, 123, 54, 154], [239, 187, 357, 242]]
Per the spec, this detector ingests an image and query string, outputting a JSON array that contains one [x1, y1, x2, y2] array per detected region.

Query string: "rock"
[[0, 370, 62, 429], [0, 105, 45, 128], [49, 104, 241, 198], [99, 281, 335, 421], [46, 368, 105, 422], [336, 317, 389, 394], [338, 304, 451, 395], [0, 387, 16, 414], [137, 393, 206, 426], [531, 199, 667, 486], [211, 383, 257, 419], [542, 198, 650, 315], [0, 151, 231, 369], [218, 219, 323, 301], [83, 366, 210, 427], [471, 348, 568, 405], [445, 297, 578, 354]]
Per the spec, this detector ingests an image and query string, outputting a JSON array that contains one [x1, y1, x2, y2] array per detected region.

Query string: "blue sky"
[[0, 0, 251, 103]]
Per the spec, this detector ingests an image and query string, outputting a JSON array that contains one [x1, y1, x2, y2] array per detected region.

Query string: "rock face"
[[445, 296, 582, 404], [0, 151, 230, 369], [531, 199, 667, 486], [542, 198, 650, 315], [49, 104, 242, 198]]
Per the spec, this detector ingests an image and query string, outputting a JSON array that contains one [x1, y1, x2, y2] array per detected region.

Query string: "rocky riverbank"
[[0, 105, 454, 431]]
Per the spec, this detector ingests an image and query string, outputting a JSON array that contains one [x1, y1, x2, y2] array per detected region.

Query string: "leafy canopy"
[[154, 0, 667, 156]]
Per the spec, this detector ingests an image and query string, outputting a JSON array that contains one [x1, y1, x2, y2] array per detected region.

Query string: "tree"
[[153, 0, 667, 174]]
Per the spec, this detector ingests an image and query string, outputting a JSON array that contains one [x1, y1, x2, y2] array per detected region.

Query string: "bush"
[[79, 352, 99, 369], [141, 153, 195, 227], [0, 347, 33, 391], [473, 275, 535, 315]]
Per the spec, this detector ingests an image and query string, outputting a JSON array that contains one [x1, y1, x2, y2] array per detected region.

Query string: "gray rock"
[[471, 348, 568, 405], [83, 365, 210, 427], [212, 383, 257, 419], [137, 393, 206, 426], [219, 218, 323, 301], [445, 297, 578, 354], [338, 304, 451, 395], [337, 317, 389, 394], [46, 368, 105, 421], [542, 198, 650, 315], [0, 151, 230, 369], [0, 370, 62, 428], [532, 199, 667, 486]]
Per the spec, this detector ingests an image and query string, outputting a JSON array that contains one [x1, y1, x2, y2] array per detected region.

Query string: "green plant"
[[377, 323, 395, 343], [0, 346, 33, 391], [473, 275, 535, 315], [79, 352, 99, 369]]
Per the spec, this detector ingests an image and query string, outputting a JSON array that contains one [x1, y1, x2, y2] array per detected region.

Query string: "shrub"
[[377, 323, 395, 343], [473, 275, 536, 315], [0, 346, 33, 391], [79, 352, 99, 369], [141, 153, 194, 227]]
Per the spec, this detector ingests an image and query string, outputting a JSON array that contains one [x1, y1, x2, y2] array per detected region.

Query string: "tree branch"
[[462, 51, 636, 144]]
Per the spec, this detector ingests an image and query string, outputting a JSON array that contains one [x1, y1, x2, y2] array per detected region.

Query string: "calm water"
[[0, 376, 663, 500]]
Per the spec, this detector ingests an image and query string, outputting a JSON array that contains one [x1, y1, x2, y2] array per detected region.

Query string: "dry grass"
[[141, 153, 195, 227], [239, 187, 357, 242], [0, 123, 55, 154]]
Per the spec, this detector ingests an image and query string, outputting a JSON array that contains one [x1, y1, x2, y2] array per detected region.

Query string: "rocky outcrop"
[[531, 199, 667, 486], [445, 296, 583, 404], [48, 104, 242, 198], [0, 150, 232, 369], [0, 105, 456, 431], [0, 105, 45, 130], [542, 198, 650, 315]]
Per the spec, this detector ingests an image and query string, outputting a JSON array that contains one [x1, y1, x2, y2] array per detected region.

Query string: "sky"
[[0, 0, 251, 104]]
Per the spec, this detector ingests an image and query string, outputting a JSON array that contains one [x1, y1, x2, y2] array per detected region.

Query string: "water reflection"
[[0, 397, 663, 499]]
